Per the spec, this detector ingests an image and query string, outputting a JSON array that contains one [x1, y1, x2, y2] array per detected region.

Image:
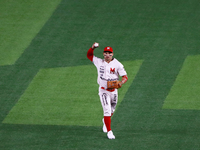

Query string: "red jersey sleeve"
[[87, 48, 94, 62], [122, 75, 128, 84]]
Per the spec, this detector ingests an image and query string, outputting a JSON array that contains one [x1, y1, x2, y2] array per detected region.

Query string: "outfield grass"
[[3, 60, 143, 126], [163, 55, 200, 110], [0, 0, 61, 65], [1, 0, 200, 149]]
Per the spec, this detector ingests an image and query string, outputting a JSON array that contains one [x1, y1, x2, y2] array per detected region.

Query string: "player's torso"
[[93, 56, 126, 89], [95, 58, 121, 86], [93, 57, 123, 88], [98, 59, 119, 81]]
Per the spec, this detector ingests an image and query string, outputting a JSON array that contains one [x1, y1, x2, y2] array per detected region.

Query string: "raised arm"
[[87, 48, 94, 62], [87, 42, 99, 62]]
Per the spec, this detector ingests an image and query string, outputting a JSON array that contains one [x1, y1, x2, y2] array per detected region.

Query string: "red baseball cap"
[[104, 46, 113, 53]]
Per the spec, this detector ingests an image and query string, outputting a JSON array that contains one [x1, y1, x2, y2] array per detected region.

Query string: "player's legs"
[[99, 92, 112, 116], [111, 91, 118, 115], [99, 89, 116, 139], [99, 90, 112, 131], [99, 88, 112, 115]]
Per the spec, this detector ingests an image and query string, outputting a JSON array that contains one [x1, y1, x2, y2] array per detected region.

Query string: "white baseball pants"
[[98, 87, 118, 116]]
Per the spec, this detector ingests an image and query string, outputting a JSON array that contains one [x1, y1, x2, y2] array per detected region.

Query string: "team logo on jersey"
[[110, 68, 115, 74]]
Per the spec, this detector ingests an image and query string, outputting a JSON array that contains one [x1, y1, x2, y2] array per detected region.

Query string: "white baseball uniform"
[[92, 56, 127, 116]]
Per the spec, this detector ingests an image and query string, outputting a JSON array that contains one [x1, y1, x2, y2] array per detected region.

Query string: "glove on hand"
[[107, 80, 122, 89]]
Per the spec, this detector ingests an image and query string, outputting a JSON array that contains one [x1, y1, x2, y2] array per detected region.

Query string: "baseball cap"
[[104, 46, 113, 53]]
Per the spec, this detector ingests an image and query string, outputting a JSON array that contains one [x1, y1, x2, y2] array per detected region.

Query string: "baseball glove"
[[107, 80, 122, 89]]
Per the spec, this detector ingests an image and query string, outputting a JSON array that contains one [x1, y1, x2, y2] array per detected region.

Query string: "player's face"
[[103, 52, 113, 62]]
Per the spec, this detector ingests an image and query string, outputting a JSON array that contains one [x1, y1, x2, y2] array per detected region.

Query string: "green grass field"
[[1, 0, 200, 149]]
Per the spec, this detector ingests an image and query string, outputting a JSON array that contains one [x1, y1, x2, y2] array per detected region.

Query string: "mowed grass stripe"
[[163, 55, 200, 110], [0, 0, 61, 66], [3, 60, 143, 126]]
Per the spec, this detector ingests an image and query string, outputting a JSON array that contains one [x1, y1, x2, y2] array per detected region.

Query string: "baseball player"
[[87, 42, 128, 139]]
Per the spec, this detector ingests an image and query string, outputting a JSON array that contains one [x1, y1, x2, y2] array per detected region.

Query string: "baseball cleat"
[[102, 118, 107, 133], [107, 130, 115, 139]]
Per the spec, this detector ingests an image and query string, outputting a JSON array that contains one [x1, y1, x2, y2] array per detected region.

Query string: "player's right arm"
[[87, 42, 99, 62], [87, 48, 94, 62]]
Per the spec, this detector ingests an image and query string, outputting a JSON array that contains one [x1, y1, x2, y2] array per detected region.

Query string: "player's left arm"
[[116, 75, 128, 89], [118, 64, 128, 87], [121, 75, 128, 84]]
